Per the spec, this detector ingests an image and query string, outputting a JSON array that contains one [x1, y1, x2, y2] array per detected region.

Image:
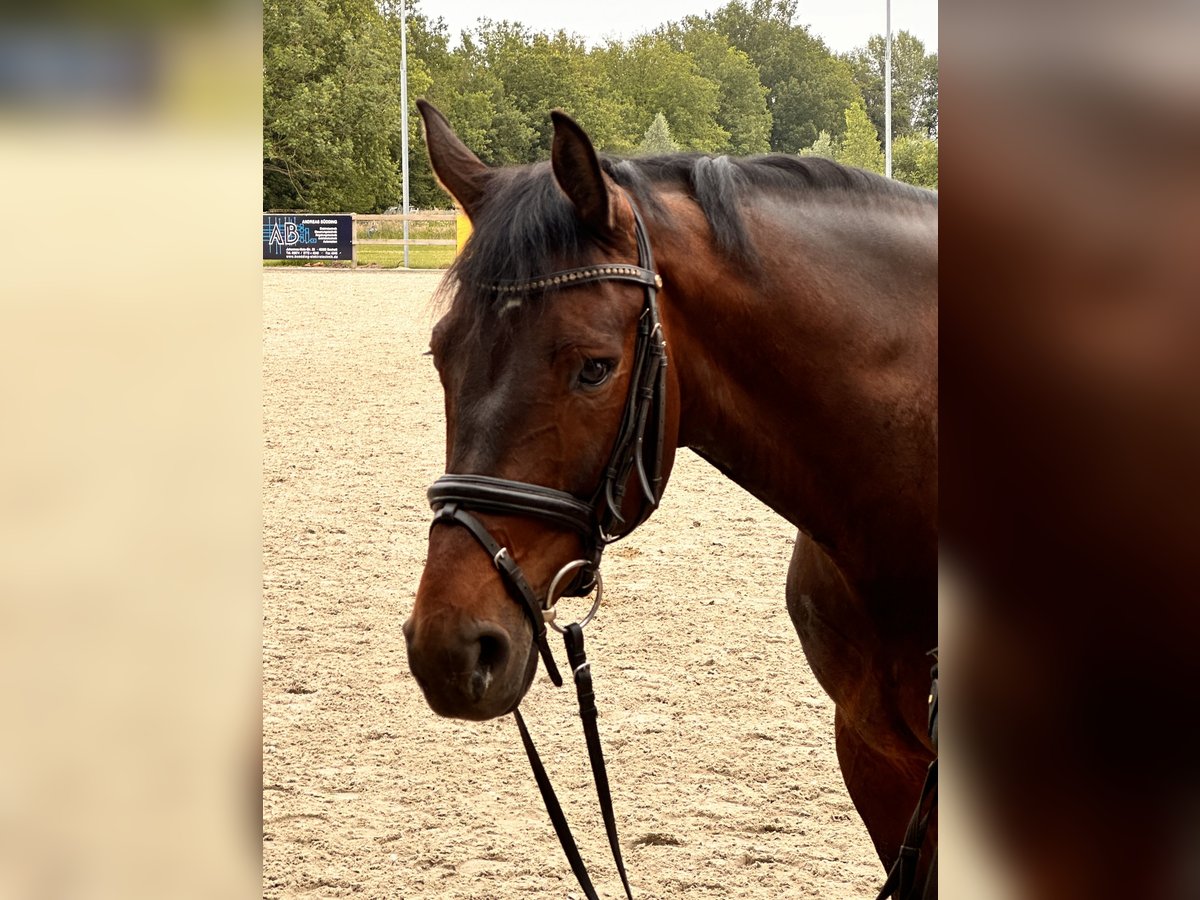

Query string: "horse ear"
[[550, 111, 613, 233], [418, 100, 489, 216]]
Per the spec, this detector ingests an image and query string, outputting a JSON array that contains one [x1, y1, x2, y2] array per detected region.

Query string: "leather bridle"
[[426, 197, 668, 687], [423, 195, 665, 900]]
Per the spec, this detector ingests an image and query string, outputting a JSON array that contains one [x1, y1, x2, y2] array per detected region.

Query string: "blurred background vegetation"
[[263, 0, 938, 214]]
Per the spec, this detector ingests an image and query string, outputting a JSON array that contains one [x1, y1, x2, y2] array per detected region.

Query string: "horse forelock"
[[439, 164, 590, 331]]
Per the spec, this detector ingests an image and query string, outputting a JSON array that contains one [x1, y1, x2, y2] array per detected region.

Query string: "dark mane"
[[445, 151, 936, 318]]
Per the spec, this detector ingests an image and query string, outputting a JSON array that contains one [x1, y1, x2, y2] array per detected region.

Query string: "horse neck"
[[653, 190, 938, 586]]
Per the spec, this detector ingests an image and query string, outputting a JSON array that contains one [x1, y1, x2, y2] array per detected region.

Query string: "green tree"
[[467, 21, 630, 162], [599, 34, 727, 152], [707, 0, 859, 151], [658, 21, 771, 154], [847, 31, 939, 141], [638, 112, 680, 154], [892, 134, 938, 189], [836, 99, 884, 173], [429, 28, 531, 165], [263, 0, 402, 212], [799, 130, 837, 159]]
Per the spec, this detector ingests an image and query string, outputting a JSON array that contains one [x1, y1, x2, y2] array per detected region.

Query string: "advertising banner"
[[263, 215, 353, 261]]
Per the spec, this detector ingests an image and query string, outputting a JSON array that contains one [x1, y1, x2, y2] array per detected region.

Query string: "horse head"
[[403, 102, 680, 720]]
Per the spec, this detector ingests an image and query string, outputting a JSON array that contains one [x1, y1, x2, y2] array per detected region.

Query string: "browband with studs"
[[487, 264, 662, 296]]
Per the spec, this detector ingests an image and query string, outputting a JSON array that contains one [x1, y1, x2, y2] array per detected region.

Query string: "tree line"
[[263, 0, 938, 213]]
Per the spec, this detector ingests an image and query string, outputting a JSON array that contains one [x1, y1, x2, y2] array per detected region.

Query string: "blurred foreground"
[[941, 3, 1200, 898], [0, 3, 262, 899]]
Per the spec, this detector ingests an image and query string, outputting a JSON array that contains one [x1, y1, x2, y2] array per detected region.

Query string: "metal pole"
[[400, 0, 410, 267], [884, 0, 892, 178]]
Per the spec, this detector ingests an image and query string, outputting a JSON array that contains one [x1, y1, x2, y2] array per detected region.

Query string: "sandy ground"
[[262, 269, 879, 899]]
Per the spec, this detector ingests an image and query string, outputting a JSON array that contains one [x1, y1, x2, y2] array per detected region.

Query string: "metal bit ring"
[[543, 559, 603, 634]]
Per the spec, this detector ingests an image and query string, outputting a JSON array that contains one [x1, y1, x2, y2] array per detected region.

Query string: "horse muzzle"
[[402, 606, 535, 721]]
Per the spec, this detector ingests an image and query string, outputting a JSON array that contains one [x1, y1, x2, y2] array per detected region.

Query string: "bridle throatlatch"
[[425, 195, 666, 899]]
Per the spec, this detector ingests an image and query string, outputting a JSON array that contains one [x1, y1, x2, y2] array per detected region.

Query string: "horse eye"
[[579, 358, 613, 388]]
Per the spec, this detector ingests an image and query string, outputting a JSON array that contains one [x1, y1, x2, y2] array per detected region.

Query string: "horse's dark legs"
[[786, 532, 936, 896], [835, 706, 937, 893]]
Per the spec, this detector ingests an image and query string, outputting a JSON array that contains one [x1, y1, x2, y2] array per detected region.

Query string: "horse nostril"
[[464, 625, 510, 702], [476, 628, 510, 673]]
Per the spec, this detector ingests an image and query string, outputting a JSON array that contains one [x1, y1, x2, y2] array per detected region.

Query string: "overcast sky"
[[430, 0, 937, 55]]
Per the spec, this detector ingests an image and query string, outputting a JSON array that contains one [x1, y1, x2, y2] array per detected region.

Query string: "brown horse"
[[403, 101, 938, 895]]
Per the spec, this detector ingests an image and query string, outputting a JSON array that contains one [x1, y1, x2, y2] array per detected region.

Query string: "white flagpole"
[[885, 0, 892, 178], [400, 0, 410, 267]]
